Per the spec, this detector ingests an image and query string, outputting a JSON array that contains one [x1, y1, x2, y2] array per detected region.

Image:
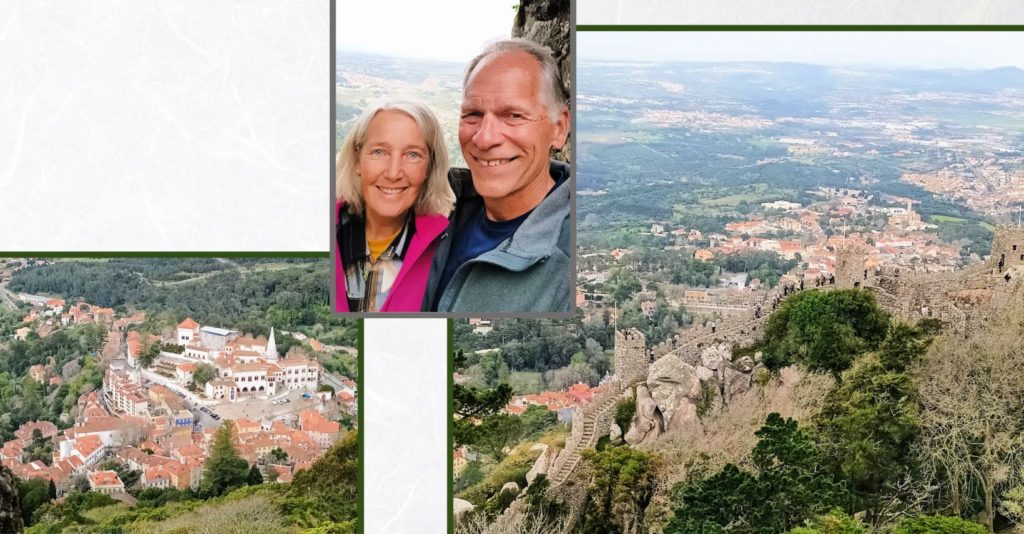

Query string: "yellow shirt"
[[367, 228, 401, 262]]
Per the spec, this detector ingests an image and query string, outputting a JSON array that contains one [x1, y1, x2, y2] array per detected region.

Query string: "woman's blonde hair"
[[336, 100, 454, 217]]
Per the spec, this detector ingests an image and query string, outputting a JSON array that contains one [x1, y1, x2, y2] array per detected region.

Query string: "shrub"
[[695, 382, 717, 418], [890, 515, 988, 534], [613, 394, 636, 437]]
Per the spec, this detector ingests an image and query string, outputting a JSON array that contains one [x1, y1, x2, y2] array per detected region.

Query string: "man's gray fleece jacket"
[[422, 160, 572, 313]]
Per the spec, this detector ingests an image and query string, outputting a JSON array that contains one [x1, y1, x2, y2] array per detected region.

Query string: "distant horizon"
[[335, 47, 1024, 73], [335, 48, 1024, 73], [336, 48, 465, 65], [577, 58, 1024, 72], [579, 32, 1024, 70]]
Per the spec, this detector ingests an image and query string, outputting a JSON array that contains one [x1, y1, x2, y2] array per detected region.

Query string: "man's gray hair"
[[463, 38, 567, 122]]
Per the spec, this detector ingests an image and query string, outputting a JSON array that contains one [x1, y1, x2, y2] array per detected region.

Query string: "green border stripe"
[[447, 319, 455, 534], [0, 251, 328, 258], [578, 24, 1024, 31], [357, 319, 365, 534]]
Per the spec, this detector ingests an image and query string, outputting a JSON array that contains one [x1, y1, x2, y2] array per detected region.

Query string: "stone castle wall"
[[849, 227, 1024, 334], [670, 317, 768, 365], [550, 227, 1024, 496]]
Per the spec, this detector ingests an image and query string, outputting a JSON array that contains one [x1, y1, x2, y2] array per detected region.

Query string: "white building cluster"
[[103, 366, 149, 417], [174, 318, 321, 402]]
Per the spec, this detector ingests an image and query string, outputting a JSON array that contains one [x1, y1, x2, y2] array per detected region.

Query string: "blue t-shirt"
[[436, 208, 531, 301], [434, 170, 568, 309]]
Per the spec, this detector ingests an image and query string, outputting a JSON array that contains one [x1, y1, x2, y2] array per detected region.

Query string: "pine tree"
[[247, 464, 263, 486], [814, 324, 927, 522], [137, 342, 160, 368], [669, 413, 851, 533], [199, 421, 249, 498]]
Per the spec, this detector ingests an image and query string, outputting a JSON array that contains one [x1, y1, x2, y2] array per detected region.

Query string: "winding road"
[[0, 279, 20, 312]]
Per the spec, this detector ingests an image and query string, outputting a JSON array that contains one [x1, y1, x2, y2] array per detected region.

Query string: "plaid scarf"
[[337, 207, 415, 312]]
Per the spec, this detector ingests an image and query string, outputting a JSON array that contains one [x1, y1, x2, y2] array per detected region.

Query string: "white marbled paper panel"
[[0, 1, 328, 251], [365, 318, 448, 533], [579, 0, 1024, 25]]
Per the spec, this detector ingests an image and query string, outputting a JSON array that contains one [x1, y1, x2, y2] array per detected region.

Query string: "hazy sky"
[[579, 32, 1024, 70], [337, 0, 513, 62]]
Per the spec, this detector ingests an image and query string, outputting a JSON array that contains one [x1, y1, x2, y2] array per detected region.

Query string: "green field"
[[913, 103, 1024, 131], [696, 183, 793, 207], [931, 215, 995, 231], [675, 204, 729, 217]]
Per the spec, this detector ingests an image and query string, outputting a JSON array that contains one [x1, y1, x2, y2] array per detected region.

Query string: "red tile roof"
[[88, 470, 124, 488], [74, 435, 103, 459], [15, 421, 59, 442]]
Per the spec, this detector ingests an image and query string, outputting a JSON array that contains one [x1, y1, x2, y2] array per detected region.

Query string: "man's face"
[[459, 51, 569, 221]]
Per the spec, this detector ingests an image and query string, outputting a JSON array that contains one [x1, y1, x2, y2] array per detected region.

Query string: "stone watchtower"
[[991, 225, 1024, 272], [834, 242, 867, 289], [614, 328, 649, 385]]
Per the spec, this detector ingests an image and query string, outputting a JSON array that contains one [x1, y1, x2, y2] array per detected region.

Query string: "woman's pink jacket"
[[334, 202, 448, 312]]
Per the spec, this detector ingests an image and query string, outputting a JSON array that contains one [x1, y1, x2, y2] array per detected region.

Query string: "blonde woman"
[[335, 100, 454, 312]]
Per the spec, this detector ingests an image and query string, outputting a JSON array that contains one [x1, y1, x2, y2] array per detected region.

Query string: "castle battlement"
[[834, 242, 868, 289], [614, 329, 648, 385], [992, 225, 1024, 270]]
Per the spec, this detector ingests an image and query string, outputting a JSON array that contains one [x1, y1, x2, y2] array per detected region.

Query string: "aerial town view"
[[452, 33, 1024, 534], [0, 258, 358, 533]]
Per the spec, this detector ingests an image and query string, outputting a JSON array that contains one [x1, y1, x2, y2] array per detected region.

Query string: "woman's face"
[[358, 110, 430, 229]]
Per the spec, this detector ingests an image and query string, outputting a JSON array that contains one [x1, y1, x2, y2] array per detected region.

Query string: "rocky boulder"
[[695, 365, 715, 382], [512, 0, 571, 161], [525, 444, 553, 486], [699, 343, 731, 370], [647, 354, 701, 425], [513, 0, 570, 98], [719, 363, 753, 403], [609, 422, 622, 443], [666, 395, 701, 433], [453, 498, 475, 521], [501, 481, 520, 495], [624, 384, 662, 445]]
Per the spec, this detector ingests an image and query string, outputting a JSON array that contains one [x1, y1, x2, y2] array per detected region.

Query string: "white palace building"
[[174, 318, 321, 402]]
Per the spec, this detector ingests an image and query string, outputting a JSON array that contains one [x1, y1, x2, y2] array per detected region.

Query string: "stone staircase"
[[549, 387, 624, 487]]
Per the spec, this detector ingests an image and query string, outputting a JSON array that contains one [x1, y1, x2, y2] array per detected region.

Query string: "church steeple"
[[266, 327, 279, 361]]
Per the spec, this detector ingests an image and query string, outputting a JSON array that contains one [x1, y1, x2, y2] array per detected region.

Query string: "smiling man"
[[423, 38, 572, 313]]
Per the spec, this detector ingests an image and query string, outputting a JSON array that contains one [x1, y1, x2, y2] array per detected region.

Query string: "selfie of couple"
[[334, 38, 573, 314]]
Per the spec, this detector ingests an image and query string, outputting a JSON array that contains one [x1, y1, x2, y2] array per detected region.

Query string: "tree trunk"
[[951, 478, 962, 517], [984, 472, 993, 532], [984, 423, 994, 532]]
